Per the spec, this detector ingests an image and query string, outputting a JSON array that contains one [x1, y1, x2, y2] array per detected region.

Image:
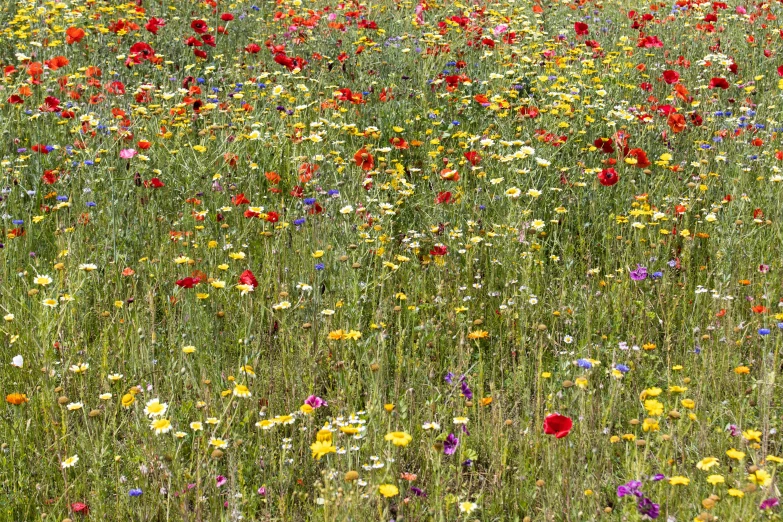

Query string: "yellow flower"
[[121, 393, 135, 408], [575, 377, 588, 389], [727, 488, 744, 498], [340, 426, 359, 435], [766, 455, 783, 464], [233, 384, 251, 398], [210, 438, 228, 449], [384, 431, 413, 447], [312, 250, 324, 258], [150, 418, 172, 435], [300, 404, 314, 414], [316, 429, 332, 442], [668, 386, 687, 393], [742, 429, 762, 443], [310, 440, 336, 460], [642, 418, 659, 432], [328, 330, 345, 340], [467, 330, 489, 340], [378, 484, 399, 498], [748, 469, 772, 487], [706, 475, 725, 485], [644, 399, 664, 417], [384, 403, 395, 412], [680, 399, 695, 409], [639, 387, 662, 400], [696, 457, 719, 471], [668, 476, 689, 486], [726, 448, 745, 461]]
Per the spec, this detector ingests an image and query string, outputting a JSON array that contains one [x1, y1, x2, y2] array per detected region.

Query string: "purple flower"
[[460, 380, 473, 400], [617, 480, 642, 498], [443, 433, 459, 455], [727, 424, 741, 437], [760, 498, 779, 510], [305, 395, 327, 408], [630, 264, 648, 281], [444, 372, 455, 384], [650, 474, 665, 482], [257, 487, 267, 496], [637, 497, 660, 519], [410, 486, 427, 497], [216, 475, 227, 488]]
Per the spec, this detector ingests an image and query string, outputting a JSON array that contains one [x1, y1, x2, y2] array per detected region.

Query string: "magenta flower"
[[760, 498, 779, 510], [305, 395, 327, 408], [120, 148, 137, 159]]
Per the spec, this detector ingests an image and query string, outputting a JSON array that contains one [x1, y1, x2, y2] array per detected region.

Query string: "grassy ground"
[[0, 0, 782, 519]]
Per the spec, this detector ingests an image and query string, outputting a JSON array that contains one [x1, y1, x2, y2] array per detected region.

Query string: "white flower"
[[144, 398, 168, 418], [62, 454, 79, 469], [78, 263, 98, 271], [10, 355, 23, 368]]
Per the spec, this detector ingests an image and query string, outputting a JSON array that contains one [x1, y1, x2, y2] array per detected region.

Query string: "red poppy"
[[574, 22, 589, 35], [145, 17, 166, 34], [667, 113, 686, 133], [70, 502, 89, 515], [191, 19, 209, 34], [176, 277, 200, 289], [239, 270, 258, 288], [144, 177, 165, 188], [232, 193, 250, 205], [42, 170, 58, 185], [429, 245, 448, 256], [464, 151, 482, 165], [435, 191, 452, 204], [627, 148, 650, 168], [597, 168, 619, 186], [220, 13, 235, 21], [66, 27, 86, 45], [389, 137, 408, 149], [265, 211, 279, 223], [245, 43, 261, 53], [353, 148, 374, 171], [543, 413, 572, 438], [708, 77, 729, 89], [662, 70, 680, 84]]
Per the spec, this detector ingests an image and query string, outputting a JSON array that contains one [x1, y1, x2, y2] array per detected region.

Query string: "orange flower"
[[6, 393, 28, 405], [400, 472, 417, 481], [353, 148, 374, 171], [752, 305, 768, 314], [65, 27, 86, 45], [265, 171, 281, 184], [667, 113, 686, 133]]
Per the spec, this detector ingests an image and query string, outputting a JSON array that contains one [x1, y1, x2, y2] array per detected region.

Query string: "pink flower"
[[120, 148, 137, 159], [493, 24, 508, 36], [305, 395, 327, 408]]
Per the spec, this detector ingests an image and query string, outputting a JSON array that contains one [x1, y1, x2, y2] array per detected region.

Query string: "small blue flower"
[[576, 358, 592, 369], [56, 195, 68, 202], [12, 220, 23, 225], [759, 328, 771, 336], [651, 271, 663, 279], [303, 198, 316, 206], [129, 488, 143, 497], [86, 202, 97, 207], [314, 263, 325, 271], [293, 218, 306, 226], [615, 364, 630, 373]]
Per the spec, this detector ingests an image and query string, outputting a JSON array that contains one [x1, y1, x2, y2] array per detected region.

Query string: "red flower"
[[464, 151, 482, 165], [245, 43, 261, 53], [65, 27, 86, 45], [176, 277, 200, 289], [42, 170, 58, 185], [265, 211, 279, 223], [389, 137, 408, 149], [220, 13, 235, 21], [435, 191, 452, 204], [597, 168, 619, 186], [191, 19, 208, 34], [232, 193, 250, 205], [543, 413, 572, 438], [574, 22, 589, 35], [70, 502, 90, 515], [662, 70, 680, 84], [239, 270, 258, 288], [353, 148, 374, 171], [429, 245, 448, 256], [145, 17, 166, 34], [145, 177, 165, 188], [708, 77, 729, 89], [627, 148, 651, 168]]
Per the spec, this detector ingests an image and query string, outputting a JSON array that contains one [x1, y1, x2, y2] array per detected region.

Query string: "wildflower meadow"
[[2, 0, 783, 519]]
